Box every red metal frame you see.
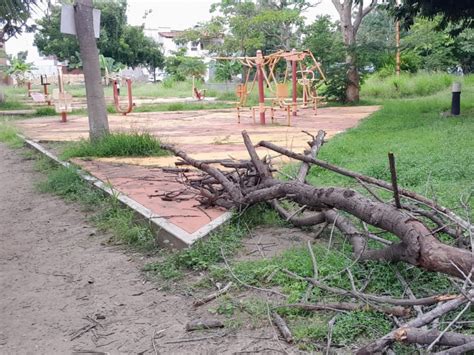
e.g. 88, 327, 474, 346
113, 78, 133, 115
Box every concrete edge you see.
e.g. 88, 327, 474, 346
18, 134, 233, 250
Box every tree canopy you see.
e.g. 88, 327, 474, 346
34, 1, 164, 70
0, 0, 38, 41
177, 0, 313, 56
391, 0, 474, 29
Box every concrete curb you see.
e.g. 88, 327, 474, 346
19, 134, 233, 249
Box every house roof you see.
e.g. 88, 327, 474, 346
158, 31, 183, 39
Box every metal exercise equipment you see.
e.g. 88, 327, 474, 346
113, 78, 134, 115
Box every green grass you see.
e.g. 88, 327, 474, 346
0, 99, 29, 110
305, 81, 474, 211
61, 132, 168, 159
36, 158, 157, 250
0, 121, 23, 148
133, 102, 234, 112
145, 204, 287, 279
361, 72, 454, 99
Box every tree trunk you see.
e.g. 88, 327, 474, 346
346, 53, 360, 102
74, 0, 109, 141
340, 5, 360, 103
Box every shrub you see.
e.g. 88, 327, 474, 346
61, 132, 168, 159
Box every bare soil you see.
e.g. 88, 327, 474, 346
0, 144, 296, 354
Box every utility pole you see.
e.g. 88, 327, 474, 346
395, 0, 401, 76
74, 0, 109, 140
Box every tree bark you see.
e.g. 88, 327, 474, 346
356, 290, 473, 354
332, 0, 377, 103
74, 0, 109, 141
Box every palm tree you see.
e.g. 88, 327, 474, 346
7, 53, 36, 86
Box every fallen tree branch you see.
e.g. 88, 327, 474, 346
271, 312, 293, 343
257, 139, 473, 234
394, 327, 474, 347
283, 269, 458, 307
356, 289, 473, 354
433, 340, 474, 355
193, 282, 233, 307
185, 319, 224, 331
281, 302, 409, 317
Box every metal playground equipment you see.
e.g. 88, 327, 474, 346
52, 64, 73, 122
112, 77, 134, 115
215, 49, 326, 126
192, 75, 206, 100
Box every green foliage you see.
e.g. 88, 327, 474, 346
214, 61, 242, 82
0, 0, 37, 41
332, 311, 392, 345
6, 52, 35, 85
402, 17, 457, 71
0, 121, 23, 148
36, 161, 155, 249
145, 204, 286, 279
165, 49, 206, 81
35, 107, 57, 116
313, 76, 474, 211
392, 0, 474, 30
134, 102, 233, 112
34, 1, 163, 70
61, 132, 168, 159
320, 64, 349, 102
179, 0, 310, 56
361, 72, 452, 99
0, 100, 29, 110
303, 15, 344, 69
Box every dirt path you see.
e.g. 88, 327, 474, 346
0, 144, 292, 354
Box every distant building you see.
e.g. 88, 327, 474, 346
144, 27, 209, 58
144, 27, 223, 82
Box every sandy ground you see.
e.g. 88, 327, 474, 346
0, 144, 296, 355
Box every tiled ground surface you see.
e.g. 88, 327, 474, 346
17, 106, 379, 235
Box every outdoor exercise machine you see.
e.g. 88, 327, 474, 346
40, 74, 51, 106
112, 77, 134, 115
214, 49, 326, 126
52, 64, 73, 122
192, 75, 206, 101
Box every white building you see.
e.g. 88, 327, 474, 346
144, 27, 208, 58
144, 27, 222, 81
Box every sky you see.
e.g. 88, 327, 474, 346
6, 0, 338, 63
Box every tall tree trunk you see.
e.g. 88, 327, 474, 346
332, 0, 377, 103
340, 5, 360, 102
74, 0, 109, 141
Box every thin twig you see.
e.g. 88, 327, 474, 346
220, 247, 287, 298
307, 240, 318, 280
426, 301, 472, 352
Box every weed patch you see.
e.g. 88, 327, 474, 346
0, 121, 23, 148
61, 132, 168, 159
145, 205, 287, 279
36, 158, 156, 250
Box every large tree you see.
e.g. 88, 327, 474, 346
177, 0, 312, 56
34, 1, 162, 70
392, 0, 474, 30
0, 0, 38, 41
331, 0, 378, 103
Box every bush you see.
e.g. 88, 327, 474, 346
61, 132, 168, 159
320, 63, 349, 102
361, 72, 453, 99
